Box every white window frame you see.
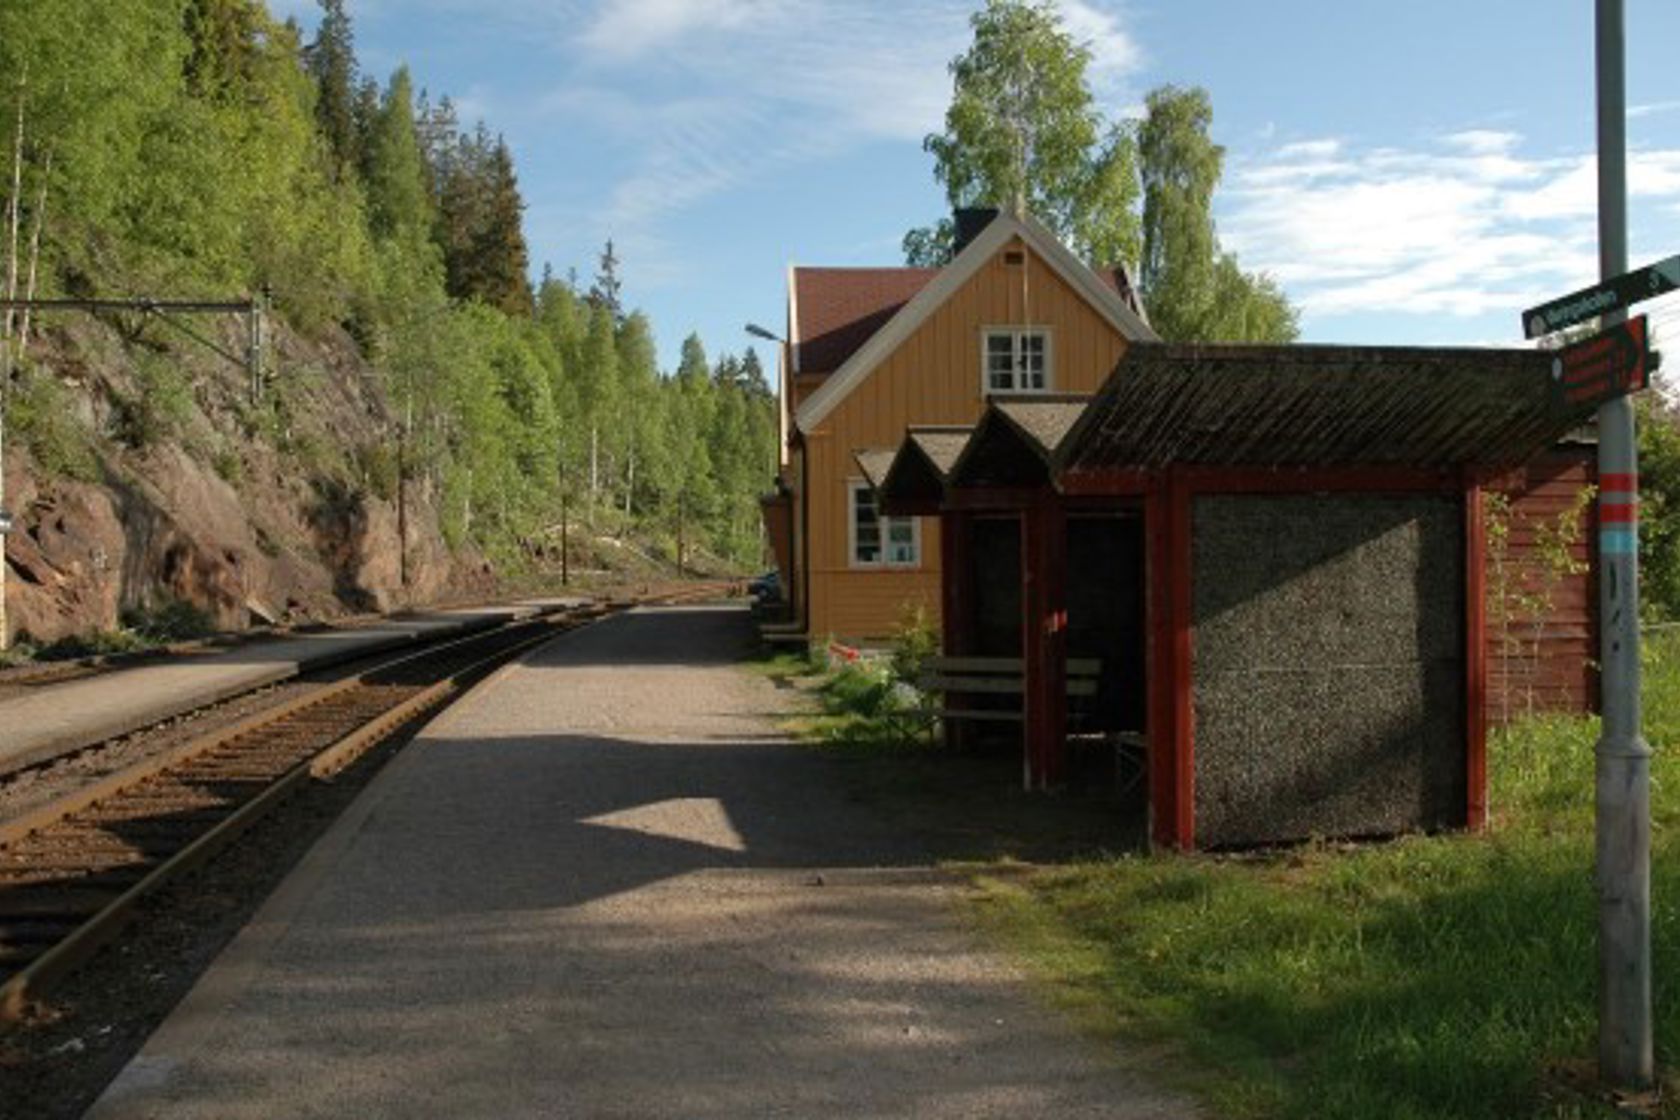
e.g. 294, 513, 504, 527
980, 326, 1053, 395
847, 479, 920, 569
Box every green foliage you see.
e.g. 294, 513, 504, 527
962, 635, 1680, 1119
1482, 483, 1594, 721
121, 598, 217, 643
1638, 391, 1680, 620
5, 366, 99, 481
1138, 87, 1297, 343
20, 597, 217, 663
305, 0, 359, 174
922, 0, 1116, 252
0, 0, 773, 577
114, 353, 195, 449
435, 126, 533, 315
211, 443, 244, 485
909, 2, 1296, 342
890, 602, 939, 684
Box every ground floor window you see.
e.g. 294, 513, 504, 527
849, 480, 919, 567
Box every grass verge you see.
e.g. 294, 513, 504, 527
772, 635, 1680, 1118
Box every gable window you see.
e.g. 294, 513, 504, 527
849, 480, 919, 568
983, 328, 1050, 393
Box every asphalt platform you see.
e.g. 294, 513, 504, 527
88, 604, 1195, 1119
0, 601, 581, 774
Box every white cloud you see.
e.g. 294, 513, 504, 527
1631, 100, 1680, 119
1441, 129, 1520, 156
1222, 130, 1680, 327
577, 0, 781, 59
527, 0, 1147, 285
1055, 0, 1142, 86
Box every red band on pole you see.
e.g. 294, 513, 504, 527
1602, 472, 1638, 492
1601, 504, 1638, 524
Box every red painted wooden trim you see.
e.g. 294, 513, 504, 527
1019, 506, 1044, 790
1168, 470, 1196, 849
945, 487, 1048, 511
1060, 468, 1153, 496
940, 512, 963, 653
1146, 479, 1176, 849
1061, 493, 1146, 514
1180, 466, 1460, 494
1041, 501, 1069, 788
940, 512, 971, 754
1464, 483, 1488, 831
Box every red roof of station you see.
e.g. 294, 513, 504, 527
792, 262, 1145, 377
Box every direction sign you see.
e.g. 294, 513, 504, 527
1524, 253, 1680, 338
1550, 315, 1656, 412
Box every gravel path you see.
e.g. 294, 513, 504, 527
90, 604, 1196, 1119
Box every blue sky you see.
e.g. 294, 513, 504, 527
275, 0, 1680, 372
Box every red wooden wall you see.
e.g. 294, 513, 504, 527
1484, 445, 1599, 722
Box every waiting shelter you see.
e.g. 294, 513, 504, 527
877, 343, 1601, 850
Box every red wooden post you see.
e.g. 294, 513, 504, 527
1021, 504, 1046, 789
1167, 470, 1195, 848
1146, 475, 1177, 848
1038, 498, 1069, 788
941, 511, 970, 754
1464, 480, 1489, 830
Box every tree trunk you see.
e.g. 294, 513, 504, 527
19, 150, 49, 352
3, 73, 24, 343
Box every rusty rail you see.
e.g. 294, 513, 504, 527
0, 607, 597, 1020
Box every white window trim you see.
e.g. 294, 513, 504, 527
979, 325, 1054, 396
847, 478, 921, 570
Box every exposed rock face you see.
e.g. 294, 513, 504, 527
5, 462, 127, 642
2, 321, 493, 646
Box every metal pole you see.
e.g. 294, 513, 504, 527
1593, 0, 1653, 1090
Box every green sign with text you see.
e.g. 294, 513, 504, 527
1524, 254, 1679, 338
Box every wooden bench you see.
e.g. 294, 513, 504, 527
917, 656, 1102, 724
921, 656, 1147, 791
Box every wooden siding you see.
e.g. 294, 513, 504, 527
1484, 447, 1598, 721
802, 237, 1131, 639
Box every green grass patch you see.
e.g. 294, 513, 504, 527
960, 634, 1680, 1119
764, 634, 1680, 1115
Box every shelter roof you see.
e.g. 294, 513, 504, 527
1058, 343, 1586, 475
945, 395, 1092, 489
851, 447, 898, 490
877, 426, 973, 516
907, 426, 973, 476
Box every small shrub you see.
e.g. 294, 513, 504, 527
211, 444, 244, 485
6, 367, 99, 481
120, 599, 217, 644
114, 352, 195, 449
355, 441, 400, 502
890, 603, 939, 685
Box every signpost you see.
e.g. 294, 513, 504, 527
1524, 253, 1680, 339
1548, 314, 1657, 411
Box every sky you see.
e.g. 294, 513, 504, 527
274, 0, 1680, 373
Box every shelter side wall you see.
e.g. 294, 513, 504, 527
1485, 447, 1598, 721
801, 237, 1130, 639
1190, 493, 1466, 847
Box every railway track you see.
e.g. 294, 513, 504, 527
0, 581, 737, 1020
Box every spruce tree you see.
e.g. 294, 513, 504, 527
589, 238, 622, 321
304, 0, 358, 174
